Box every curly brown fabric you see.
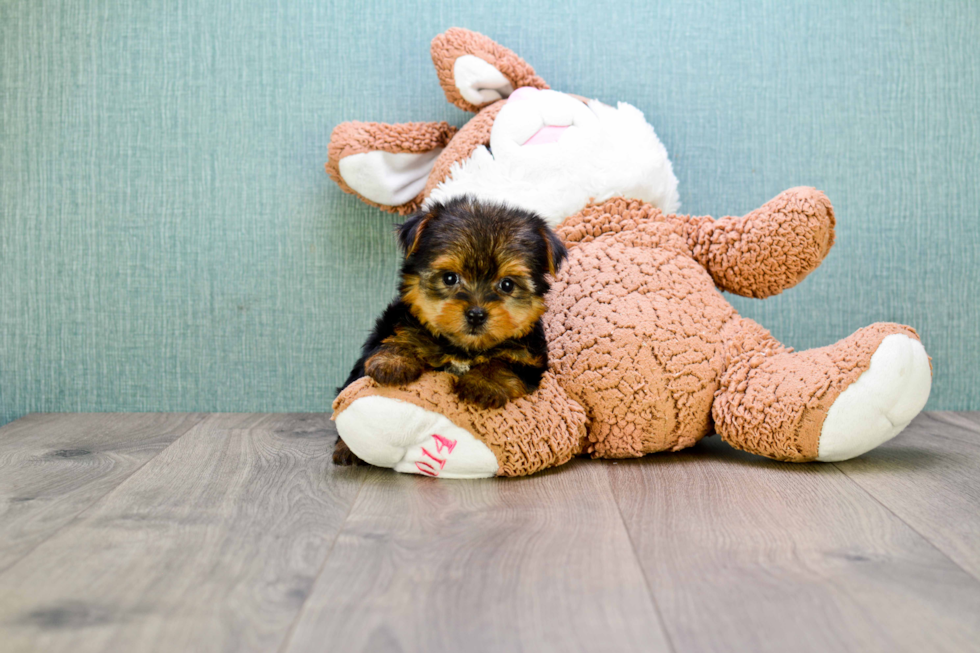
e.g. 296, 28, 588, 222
686, 186, 836, 298
547, 206, 736, 458
333, 188, 922, 475
430, 27, 549, 112
555, 197, 670, 246
325, 120, 458, 215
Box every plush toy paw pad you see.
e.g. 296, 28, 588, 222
334, 396, 499, 478
818, 334, 931, 461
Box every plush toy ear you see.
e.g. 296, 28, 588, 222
397, 209, 437, 256
541, 227, 568, 276
326, 121, 458, 215
431, 28, 549, 112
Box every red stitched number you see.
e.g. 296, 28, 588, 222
415, 434, 457, 477
415, 461, 438, 476
421, 447, 447, 469
432, 433, 457, 454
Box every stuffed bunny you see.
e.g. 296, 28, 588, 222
326, 28, 931, 478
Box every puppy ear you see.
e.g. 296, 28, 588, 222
541, 227, 568, 276
397, 209, 436, 257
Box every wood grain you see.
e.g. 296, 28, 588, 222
834, 412, 980, 581
908, 411, 980, 445
0, 413, 205, 572
283, 461, 672, 653
0, 414, 366, 653
609, 434, 980, 653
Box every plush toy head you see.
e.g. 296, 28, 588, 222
326, 28, 680, 226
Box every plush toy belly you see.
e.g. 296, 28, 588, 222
546, 233, 737, 458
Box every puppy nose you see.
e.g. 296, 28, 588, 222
465, 307, 488, 327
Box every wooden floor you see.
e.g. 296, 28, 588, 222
0, 413, 978, 652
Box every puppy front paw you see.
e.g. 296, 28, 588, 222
453, 374, 512, 409
364, 350, 424, 386
333, 437, 367, 466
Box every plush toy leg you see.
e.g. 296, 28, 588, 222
712, 319, 931, 462
332, 373, 587, 477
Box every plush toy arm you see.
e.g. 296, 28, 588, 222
326, 121, 458, 215
431, 28, 549, 112
683, 187, 836, 298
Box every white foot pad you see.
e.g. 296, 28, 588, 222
818, 334, 932, 462
335, 396, 499, 478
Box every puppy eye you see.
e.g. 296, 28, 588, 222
498, 278, 515, 294
442, 272, 459, 286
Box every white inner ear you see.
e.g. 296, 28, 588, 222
453, 55, 514, 106
337, 149, 443, 206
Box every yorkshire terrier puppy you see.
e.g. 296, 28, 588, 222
333, 195, 567, 465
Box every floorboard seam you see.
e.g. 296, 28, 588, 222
276, 466, 369, 653
831, 462, 980, 586
606, 463, 679, 653
0, 413, 210, 578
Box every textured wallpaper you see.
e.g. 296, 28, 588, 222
1, 0, 978, 425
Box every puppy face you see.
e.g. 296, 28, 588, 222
397, 196, 566, 350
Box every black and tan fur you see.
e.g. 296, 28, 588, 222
334, 195, 566, 465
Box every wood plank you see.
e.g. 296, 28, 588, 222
0, 413, 205, 572
909, 411, 980, 445
0, 413, 366, 653
834, 412, 980, 581
609, 435, 980, 653
283, 461, 672, 653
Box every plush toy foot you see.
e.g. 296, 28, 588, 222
817, 334, 931, 461
334, 396, 499, 479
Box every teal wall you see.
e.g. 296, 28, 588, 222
2, 0, 978, 425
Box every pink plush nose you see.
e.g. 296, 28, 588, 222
507, 86, 540, 103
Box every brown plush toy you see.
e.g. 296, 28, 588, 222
327, 28, 932, 478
